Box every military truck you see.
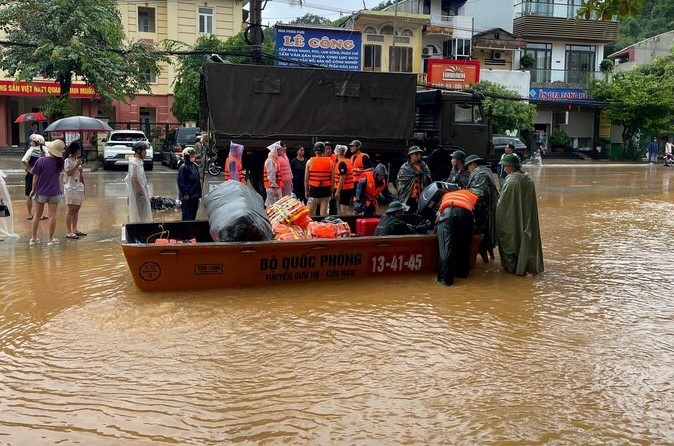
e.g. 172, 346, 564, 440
199, 61, 492, 189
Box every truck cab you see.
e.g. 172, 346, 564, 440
415, 90, 492, 181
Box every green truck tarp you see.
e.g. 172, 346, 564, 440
200, 63, 416, 141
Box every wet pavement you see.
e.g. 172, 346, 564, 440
1, 162, 673, 444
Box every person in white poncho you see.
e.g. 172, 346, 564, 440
125, 141, 152, 223
263, 141, 283, 207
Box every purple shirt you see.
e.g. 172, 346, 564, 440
32, 156, 62, 197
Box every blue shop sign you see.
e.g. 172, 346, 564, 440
529, 88, 592, 102
275, 25, 362, 71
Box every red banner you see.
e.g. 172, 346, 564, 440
427, 59, 480, 90
0, 80, 95, 98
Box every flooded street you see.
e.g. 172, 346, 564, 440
1, 165, 672, 444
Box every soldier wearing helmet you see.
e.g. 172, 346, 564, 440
304, 141, 334, 216
349, 139, 372, 189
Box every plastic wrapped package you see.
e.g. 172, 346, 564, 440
266, 195, 312, 228
272, 223, 310, 241
307, 219, 351, 238
203, 180, 273, 242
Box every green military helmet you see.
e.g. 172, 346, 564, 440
407, 146, 423, 156
464, 154, 484, 165
451, 150, 466, 161
386, 200, 409, 213
501, 153, 521, 167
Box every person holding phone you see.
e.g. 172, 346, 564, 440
63, 140, 86, 239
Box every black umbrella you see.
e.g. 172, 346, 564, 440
44, 116, 113, 133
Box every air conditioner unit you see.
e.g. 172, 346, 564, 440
423, 45, 438, 57
492, 50, 504, 60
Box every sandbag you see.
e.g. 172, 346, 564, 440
203, 180, 273, 242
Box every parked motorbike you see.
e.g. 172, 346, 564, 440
207, 152, 223, 176
664, 153, 674, 167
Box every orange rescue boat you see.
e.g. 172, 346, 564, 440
122, 219, 439, 292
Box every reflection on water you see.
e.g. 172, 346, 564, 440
1, 166, 673, 443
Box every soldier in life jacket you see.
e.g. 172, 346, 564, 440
21, 134, 47, 220
354, 163, 395, 217
349, 139, 373, 188
304, 142, 334, 216
436, 189, 478, 286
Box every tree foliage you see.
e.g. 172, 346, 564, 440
577, 0, 646, 20
471, 81, 537, 134
0, 0, 165, 117
589, 50, 674, 159
171, 33, 274, 122
289, 13, 332, 25
605, 0, 674, 54
372, 0, 405, 11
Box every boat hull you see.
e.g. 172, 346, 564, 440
122, 221, 438, 292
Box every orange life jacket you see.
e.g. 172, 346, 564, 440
263, 157, 283, 189
438, 189, 478, 214
351, 152, 371, 185
308, 157, 332, 188
411, 163, 422, 199
224, 156, 246, 183
334, 158, 354, 190
329, 153, 337, 164
362, 170, 385, 208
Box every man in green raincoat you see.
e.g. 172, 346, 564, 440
496, 154, 544, 276
396, 146, 432, 213
465, 154, 499, 263
446, 150, 470, 189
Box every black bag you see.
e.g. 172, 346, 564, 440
0, 199, 10, 217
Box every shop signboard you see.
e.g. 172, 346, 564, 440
0, 80, 95, 98
426, 59, 480, 90
480, 69, 530, 99
529, 87, 592, 102
275, 25, 362, 71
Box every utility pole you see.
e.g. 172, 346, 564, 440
391, 0, 399, 72
246, 0, 264, 64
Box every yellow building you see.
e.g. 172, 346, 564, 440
0, 0, 242, 147
343, 10, 429, 75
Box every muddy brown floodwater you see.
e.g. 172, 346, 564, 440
1, 165, 672, 444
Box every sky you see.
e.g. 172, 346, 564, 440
260, 0, 381, 27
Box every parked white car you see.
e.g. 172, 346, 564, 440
102, 130, 153, 170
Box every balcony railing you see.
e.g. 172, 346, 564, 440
514, 1, 612, 20
429, 15, 473, 39
528, 68, 606, 85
